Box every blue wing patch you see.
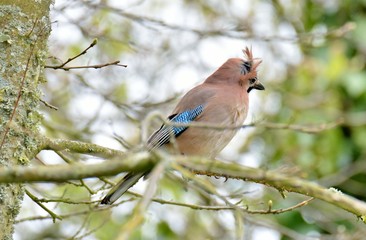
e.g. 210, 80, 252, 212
170, 105, 204, 136
147, 105, 204, 149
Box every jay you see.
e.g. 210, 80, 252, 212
101, 47, 264, 204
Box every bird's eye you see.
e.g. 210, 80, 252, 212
249, 78, 257, 84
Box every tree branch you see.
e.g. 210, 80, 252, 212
45, 39, 98, 69
44, 39, 127, 71
175, 157, 366, 221
0, 151, 153, 183
1, 146, 365, 221
25, 189, 62, 223
128, 191, 314, 214
45, 60, 127, 71
145, 111, 345, 134
42, 137, 126, 158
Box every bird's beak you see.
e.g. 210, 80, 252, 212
247, 80, 265, 93
253, 81, 265, 91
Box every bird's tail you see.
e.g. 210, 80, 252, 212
101, 172, 145, 205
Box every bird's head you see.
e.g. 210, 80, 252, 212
206, 47, 265, 93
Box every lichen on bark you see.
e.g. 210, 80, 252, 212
0, 1, 52, 239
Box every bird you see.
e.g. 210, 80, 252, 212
101, 47, 264, 204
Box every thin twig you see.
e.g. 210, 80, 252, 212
145, 111, 345, 134
39, 98, 58, 110
72, 218, 109, 240
15, 198, 136, 223
35, 197, 100, 205
69, 212, 92, 239
44, 39, 127, 70
252, 119, 344, 133
45, 60, 127, 71
80, 179, 96, 194
25, 189, 62, 223
127, 191, 314, 214
46, 39, 98, 69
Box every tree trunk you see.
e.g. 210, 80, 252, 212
0, 1, 52, 239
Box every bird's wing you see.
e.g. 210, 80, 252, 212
147, 104, 204, 149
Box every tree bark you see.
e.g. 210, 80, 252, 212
0, 1, 52, 239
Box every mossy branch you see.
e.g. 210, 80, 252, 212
2, 138, 366, 220
42, 137, 126, 158
0, 151, 153, 182
176, 157, 366, 221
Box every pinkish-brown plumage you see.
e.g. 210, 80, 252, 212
168, 47, 263, 157
101, 48, 264, 204
169, 83, 247, 157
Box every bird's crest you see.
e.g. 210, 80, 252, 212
240, 47, 262, 81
